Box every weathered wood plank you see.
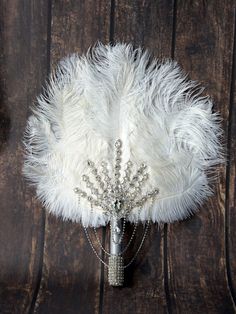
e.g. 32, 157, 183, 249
102, 1, 175, 313
0, 0, 48, 313
1, 1, 236, 313
34, 1, 111, 313
167, 1, 236, 313
227, 12, 236, 307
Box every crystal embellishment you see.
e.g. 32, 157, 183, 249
108, 255, 124, 286
74, 139, 160, 220
74, 139, 160, 286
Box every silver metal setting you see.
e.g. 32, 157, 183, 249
74, 139, 159, 219
75, 139, 160, 286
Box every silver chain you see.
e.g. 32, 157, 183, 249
83, 225, 108, 267
74, 139, 159, 273
93, 227, 111, 256
93, 220, 139, 256
124, 221, 150, 268
120, 221, 138, 255
84, 220, 150, 269
92, 205, 141, 257
79, 191, 152, 269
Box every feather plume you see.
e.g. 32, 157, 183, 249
23, 43, 224, 227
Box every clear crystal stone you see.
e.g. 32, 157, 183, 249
74, 139, 160, 219
82, 175, 88, 181
115, 139, 122, 148
127, 160, 132, 167
87, 160, 94, 167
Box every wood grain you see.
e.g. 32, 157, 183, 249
101, 1, 175, 313
0, 0, 48, 313
33, 1, 111, 313
167, 1, 236, 313
227, 10, 236, 307
0, 1, 236, 313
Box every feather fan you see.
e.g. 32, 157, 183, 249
23, 42, 224, 228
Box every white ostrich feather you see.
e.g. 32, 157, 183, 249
23, 42, 224, 227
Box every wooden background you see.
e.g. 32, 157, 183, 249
0, 0, 236, 313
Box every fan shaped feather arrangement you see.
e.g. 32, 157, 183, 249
23, 43, 224, 286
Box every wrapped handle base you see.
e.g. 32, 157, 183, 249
108, 255, 124, 286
